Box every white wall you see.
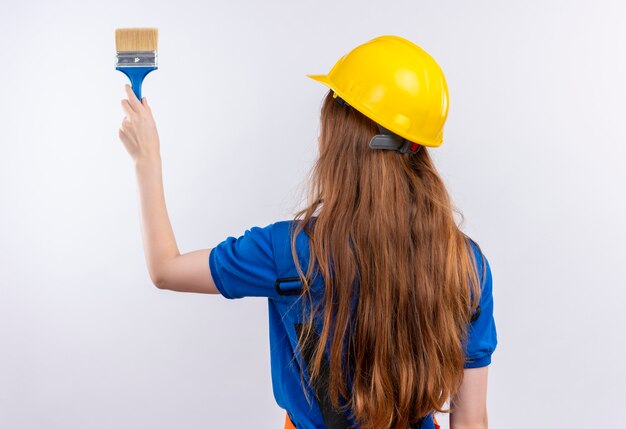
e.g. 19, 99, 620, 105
1, 0, 624, 427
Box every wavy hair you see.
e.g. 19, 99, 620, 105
290, 90, 484, 429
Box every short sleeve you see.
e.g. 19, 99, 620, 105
208, 223, 279, 299
463, 243, 498, 368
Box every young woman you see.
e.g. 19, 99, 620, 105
118, 35, 497, 429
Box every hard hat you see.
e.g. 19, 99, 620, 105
306, 35, 449, 148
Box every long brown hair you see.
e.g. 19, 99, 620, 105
290, 90, 484, 429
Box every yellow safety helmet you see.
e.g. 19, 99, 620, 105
307, 35, 449, 149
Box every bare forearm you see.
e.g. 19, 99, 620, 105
134, 156, 180, 283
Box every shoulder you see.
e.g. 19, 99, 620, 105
465, 235, 492, 293
465, 236, 491, 285
269, 218, 314, 243
232, 219, 295, 242
466, 236, 484, 261
226, 219, 309, 262
220, 218, 311, 251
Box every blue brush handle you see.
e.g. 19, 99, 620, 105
116, 66, 157, 101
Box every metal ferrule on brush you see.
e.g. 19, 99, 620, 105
115, 51, 158, 100
115, 50, 158, 67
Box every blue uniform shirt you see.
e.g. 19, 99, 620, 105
208, 220, 498, 429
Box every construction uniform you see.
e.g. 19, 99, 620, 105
208, 220, 498, 428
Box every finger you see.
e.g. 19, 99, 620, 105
124, 84, 142, 111
142, 96, 152, 113
121, 99, 135, 116
121, 116, 132, 130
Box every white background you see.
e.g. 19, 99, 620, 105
1, 0, 625, 428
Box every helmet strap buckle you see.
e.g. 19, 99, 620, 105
369, 124, 421, 154
333, 92, 350, 107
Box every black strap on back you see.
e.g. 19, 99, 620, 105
294, 322, 353, 429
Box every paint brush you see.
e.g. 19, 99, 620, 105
115, 28, 158, 101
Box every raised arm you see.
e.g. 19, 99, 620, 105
153, 248, 220, 294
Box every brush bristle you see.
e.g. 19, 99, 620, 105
115, 28, 158, 52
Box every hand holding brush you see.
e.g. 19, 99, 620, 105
119, 83, 160, 164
